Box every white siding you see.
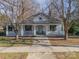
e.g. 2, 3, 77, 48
6, 25, 21, 36
21, 25, 24, 36
46, 24, 64, 36
6, 26, 8, 36
33, 15, 47, 22
6, 24, 64, 36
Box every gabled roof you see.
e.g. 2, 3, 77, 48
21, 13, 61, 24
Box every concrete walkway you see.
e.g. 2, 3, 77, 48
33, 39, 51, 45
0, 45, 79, 53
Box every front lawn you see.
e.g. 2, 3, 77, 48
0, 53, 28, 59
0, 37, 79, 46
0, 37, 33, 47
50, 38, 79, 46
54, 52, 79, 59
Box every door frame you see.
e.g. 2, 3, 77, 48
35, 25, 46, 36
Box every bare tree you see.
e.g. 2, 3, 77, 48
50, 0, 76, 39
0, 0, 78, 40
0, 0, 38, 40
0, 2, 10, 29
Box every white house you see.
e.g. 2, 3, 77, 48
6, 13, 64, 37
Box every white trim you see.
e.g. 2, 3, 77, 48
6, 26, 8, 36
34, 25, 36, 36
22, 24, 61, 25
46, 25, 49, 35
35, 25, 46, 36
21, 25, 24, 36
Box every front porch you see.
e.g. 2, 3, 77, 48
20, 24, 64, 37
6, 24, 64, 37
21, 25, 47, 36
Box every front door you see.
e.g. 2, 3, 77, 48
36, 25, 46, 36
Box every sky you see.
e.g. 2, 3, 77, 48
0, 0, 76, 15
33, 0, 50, 13
33, 0, 70, 14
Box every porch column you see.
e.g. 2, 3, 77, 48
46, 25, 49, 35
21, 25, 24, 36
6, 25, 8, 36
34, 25, 36, 36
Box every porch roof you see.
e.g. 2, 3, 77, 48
21, 13, 61, 24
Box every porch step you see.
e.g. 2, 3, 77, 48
33, 37, 64, 40
33, 37, 48, 39
33, 39, 51, 45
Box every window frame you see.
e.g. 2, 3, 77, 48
49, 25, 56, 31
24, 25, 32, 31
8, 25, 13, 31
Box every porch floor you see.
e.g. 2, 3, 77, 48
6, 35, 64, 39
15, 36, 64, 40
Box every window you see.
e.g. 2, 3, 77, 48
39, 17, 42, 20
25, 25, 32, 31
8, 25, 13, 31
61, 26, 64, 31
50, 25, 56, 31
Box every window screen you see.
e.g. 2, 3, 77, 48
25, 25, 32, 31
8, 25, 13, 31
50, 25, 56, 31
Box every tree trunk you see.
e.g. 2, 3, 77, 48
64, 19, 68, 40
61, 0, 68, 40
15, 31, 19, 40
16, 34, 19, 40
64, 28, 68, 40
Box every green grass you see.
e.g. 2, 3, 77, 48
0, 53, 28, 59
0, 37, 33, 47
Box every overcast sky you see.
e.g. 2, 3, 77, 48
0, 0, 75, 15
33, 0, 50, 13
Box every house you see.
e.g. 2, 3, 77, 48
6, 13, 64, 37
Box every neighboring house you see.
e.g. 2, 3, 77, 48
6, 13, 64, 37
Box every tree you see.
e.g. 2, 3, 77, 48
0, 2, 10, 29
69, 20, 79, 35
50, 0, 76, 39
0, 0, 38, 40
68, 0, 79, 36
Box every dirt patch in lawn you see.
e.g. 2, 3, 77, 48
53, 52, 79, 59
50, 38, 79, 46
